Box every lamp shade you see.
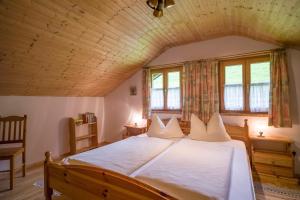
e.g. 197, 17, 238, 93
147, 0, 158, 9
153, 9, 163, 17
164, 0, 175, 8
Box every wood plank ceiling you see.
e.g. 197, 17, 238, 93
0, 0, 299, 96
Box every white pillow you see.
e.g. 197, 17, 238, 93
188, 113, 231, 142
206, 113, 231, 142
160, 117, 184, 138
188, 114, 207, 140
147, 114, 165, 137
147, 115, 184, 138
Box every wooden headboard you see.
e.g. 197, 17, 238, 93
146, 118, 251, 155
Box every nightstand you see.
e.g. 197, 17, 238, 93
251, 135, 299, 188
123, 124, 147, 139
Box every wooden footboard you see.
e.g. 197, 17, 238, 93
44, 152, 176, 200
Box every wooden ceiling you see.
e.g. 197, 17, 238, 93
0, 0, 299, 96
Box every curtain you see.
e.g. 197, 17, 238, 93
151, 88, 163, 109
168, 87, 181, 109
268, 49, 292, 127
142, 68, 151, 119
224, 84, 243, 111
250, 83, 270, 112
182, 60, 219, 123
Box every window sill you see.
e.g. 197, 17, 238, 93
151, 110, 182, 114
220, 112, 268, 117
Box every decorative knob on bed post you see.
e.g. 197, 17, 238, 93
244, 119, 248, 128
45, 151, 53, 163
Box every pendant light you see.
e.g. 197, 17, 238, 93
164, 0, 175, 8
146, 0, 175, 18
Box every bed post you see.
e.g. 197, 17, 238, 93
244, 119, 248, 131
44, 151, 53, 200
243, 119, 252, 160
146, 119, 151, 131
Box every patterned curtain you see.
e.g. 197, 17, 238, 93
182, 60, 219, 123
142, 68, 151, 119
268, 49, 292, 127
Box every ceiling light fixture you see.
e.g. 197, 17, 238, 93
146, 0, 175, 18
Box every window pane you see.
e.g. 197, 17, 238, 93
151, 72, 164, 109
224, 65, 244, 111
167, 71, 180, 109
250, 62, 270, 112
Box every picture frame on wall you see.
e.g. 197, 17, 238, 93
130, 86, 137, 96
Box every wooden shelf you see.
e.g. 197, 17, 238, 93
76, 134, 97, 141
253, 149, 292, 155
250, 135, 293, 143
76, 146, 98, 154
69, 114, 98, 155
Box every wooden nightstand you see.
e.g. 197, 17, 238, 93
123, 124, 147, 139
251, 135, 299, 188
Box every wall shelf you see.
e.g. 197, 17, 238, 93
69, 114, 98, 155
75, 134, 97, 141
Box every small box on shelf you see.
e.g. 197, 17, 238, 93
81, 112, 96, 124
69, 113, 98, 155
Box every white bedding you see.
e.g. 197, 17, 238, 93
65, 136, 174, 175
227, 140, 255, 200
132, 139, 234, 200
65, 135, 255, 200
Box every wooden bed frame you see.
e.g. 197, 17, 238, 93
44, 119, 249, 200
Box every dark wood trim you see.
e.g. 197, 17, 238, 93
151, 109, 182, 114
150, 66, 183, 111
220, 112, 268, 117
219, 55, 270, 114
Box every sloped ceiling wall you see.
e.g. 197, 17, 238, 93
0, 0, 299, 96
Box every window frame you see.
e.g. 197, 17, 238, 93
219, 55, 270, 116
150, 66, 182, 113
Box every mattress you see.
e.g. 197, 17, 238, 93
65, 136, 254, 200
132, 139, 234, 200
131, 139, 255, 200
65, 136, 174, 175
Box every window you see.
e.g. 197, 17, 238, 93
220, 56, 270, 114
150, 67, 181, 111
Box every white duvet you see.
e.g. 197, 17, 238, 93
133, 139, 234, 200
66, 136, 174, 175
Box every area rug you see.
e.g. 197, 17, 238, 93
254, 182, 300, 200
33, 180, 61, 197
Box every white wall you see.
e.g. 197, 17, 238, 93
103, 70, 144, 142
0, 96, 105, 170
104, 36, 300, 173
148, 36, 278, 66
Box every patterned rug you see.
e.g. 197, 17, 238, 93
254, 182, 300, 200
33, 180, 61, 196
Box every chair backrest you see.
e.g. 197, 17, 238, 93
0, 115, 27, 147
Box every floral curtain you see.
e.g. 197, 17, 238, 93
142, 68, 151, 119
268, 49, 292, 127
182, 60, 219, 123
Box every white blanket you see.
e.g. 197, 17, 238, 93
66, 136, 174, 175
133, 139, 234, 200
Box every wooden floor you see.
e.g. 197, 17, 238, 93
0, 166, 299, 200
0, 166, 69, 200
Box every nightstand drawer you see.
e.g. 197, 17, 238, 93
252, 151, 293, 167
253, 163, 294, 178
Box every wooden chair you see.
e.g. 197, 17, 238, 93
0, 115, 27, 190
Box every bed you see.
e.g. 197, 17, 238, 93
44, 119, 254, 200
